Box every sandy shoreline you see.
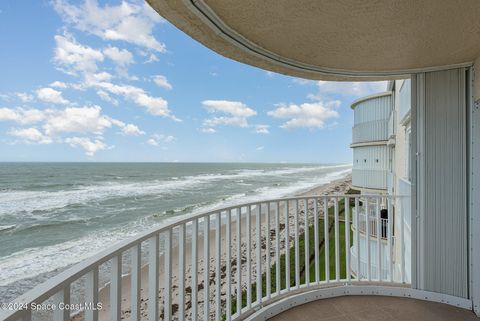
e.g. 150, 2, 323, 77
76, 174, 352, 321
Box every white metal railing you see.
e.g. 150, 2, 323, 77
0, 195, 407, 321
352, 211, 389, 240
352, 119, 388, 144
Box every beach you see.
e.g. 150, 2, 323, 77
87, 174, 352, 321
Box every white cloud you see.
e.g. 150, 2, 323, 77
50, 81, 68, 88
0, 107, 46, 125
152, 75, 172, 90
36, 87, 69, 104
16, 92, 34, 103
43, 106, 114, 135
292, 78, 315, 86
54, 33, 104, 75
65, 137, 109, 156
89, 81, 177, 119
8, 128, 53, 144
255, 124, 270, 134
147, 134, 175, 146
308, 81, 388, 100
53, 0, 166, 52
119, 123, 145, 136
96, 90, 119, 106
268, 101, 340, 129
201, 127, 216, 134
256, 146, 264, 151
103, 46, 134, 66
201, 100, 256, 129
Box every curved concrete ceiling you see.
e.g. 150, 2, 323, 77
147, 0, 480, 80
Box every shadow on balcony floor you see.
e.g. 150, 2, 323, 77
267, 295, 479, 321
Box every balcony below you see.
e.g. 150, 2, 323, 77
352, 168, 387, 190
268, 295, 479, 321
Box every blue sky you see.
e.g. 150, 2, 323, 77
0, 0, 386, 163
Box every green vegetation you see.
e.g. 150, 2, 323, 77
226, 199, 354, 317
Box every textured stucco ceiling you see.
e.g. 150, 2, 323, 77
147, 0, 480, 81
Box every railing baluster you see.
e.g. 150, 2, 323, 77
314, 198, 319, 284
86, 267, 99, 321
324, 197, 329, 282
334, 197, 340, 282
246, 206, 252, 308
304, 198, 309, 286
215, 213, 221, 321
130, 245, 140, 321
401, 196, 406, 283
365, 198, 371, 281
345, 197, 351, 284
203, 216, 210, 321
148, 235, 159, 321
53, 285, 70, 321
164, 230, 172, 321
266, 202, 271, 299
191, 219, 198, 321
111, 255, 121, 321
179, 224, 186, 321
275, 201, 280, 295
256, 204, 262, 303
355, 197, 360, 281
236, 207, 242, 315
294, 200, 300, 288
387, 198, 393, 283
285, 200, 290, 291
376, 197, 381, 281
226, 210, 232, 321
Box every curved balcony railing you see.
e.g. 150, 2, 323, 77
352, 119, 388, 144
0, 195, 406, 321
352, 168, 388, 190
352, 211, 389, 240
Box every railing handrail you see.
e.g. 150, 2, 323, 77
1, 193, 406, 321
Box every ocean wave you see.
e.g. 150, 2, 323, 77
0, 164, 350, 217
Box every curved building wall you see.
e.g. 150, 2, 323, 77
352, 145, 388, 190
352, 93, 392, 144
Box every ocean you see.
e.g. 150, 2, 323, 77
0, 162, 351, 302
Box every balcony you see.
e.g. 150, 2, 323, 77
352, 119, 389, 144
352, 168, 387, 190
0, 195, 472, 321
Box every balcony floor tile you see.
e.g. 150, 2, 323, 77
267, 296, 479, 321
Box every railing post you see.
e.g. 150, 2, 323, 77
53, 285, 70, 321
355, 197, 360, 281
256, 204, 262, 303
236, 207, 242, 315
178, 224, 186, 321
215, 212, 221, 321
110, 255, 121, 321
266, 202, 271, 299
164, 230, 172, 321
314, 198, 319, 285
275, 201, 281, 295
130, 245, 140, 321
376, 197, 381, 281
345, 197, 351, 284
400, 196, 406, 283
86, 267, 99, 321
246, 205, 252, 308
294, 199, 300, 288
365, 198, 371, 281
324, 196, 329, 283
304, 198, 310, 286
148, 235, 159, 321
334, 197, 340, 282
285, 200, 290, 290
226, 210, 232, 321
203, 216, 210, 321
387, 197, 393, 283
191, 218, 198, 321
